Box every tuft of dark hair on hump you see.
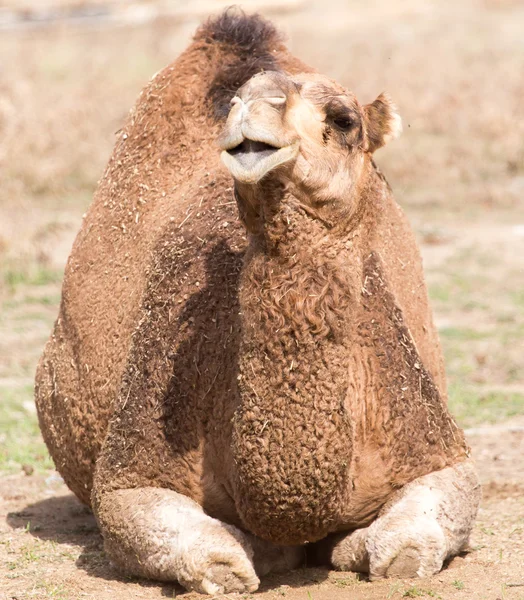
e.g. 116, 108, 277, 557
197, 8, 284, 120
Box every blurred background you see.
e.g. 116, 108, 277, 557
0, 0, 523, 597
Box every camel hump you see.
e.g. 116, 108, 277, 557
195, 9, 285, 119
195, 8, 282, 53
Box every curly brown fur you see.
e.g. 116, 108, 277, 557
227, 168, 469, 545
231, 209, 357, 544
199, 9, 290, 119
358, 252, 468, 477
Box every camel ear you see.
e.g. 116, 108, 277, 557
363, 93, 402, 153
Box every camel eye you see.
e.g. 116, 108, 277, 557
325, 99, 358, 135
332, 116, 353, 132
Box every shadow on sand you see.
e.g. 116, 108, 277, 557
6, 492, 330, 596
6, 493, 185, 596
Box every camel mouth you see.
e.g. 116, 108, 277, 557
221, 137, 299, 184
228, 139, 280, 166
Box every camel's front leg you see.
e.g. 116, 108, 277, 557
93, 487, 302, 594
328, 459, 481, 579
93, 487, 300, 594
94, 487, 259, 594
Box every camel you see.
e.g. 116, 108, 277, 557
35, 10, 481, 595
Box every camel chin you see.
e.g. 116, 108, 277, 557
34, 9, 480, 595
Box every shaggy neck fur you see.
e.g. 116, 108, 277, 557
230, 167, 376, 545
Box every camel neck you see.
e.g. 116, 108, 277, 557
227, 165, 390, 544
229, 215, 364, 545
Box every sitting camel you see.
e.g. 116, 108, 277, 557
35, 10, 480, 595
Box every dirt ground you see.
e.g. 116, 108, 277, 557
1, 422, 523, 600
1, 0, 523, 598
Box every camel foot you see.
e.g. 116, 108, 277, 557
95, 487, 260, 594
366, 460, 481, 579
326, 527, 370, 573
367, 502, 447, 578
173, 519, 260, 594
321, 460, 480, 579
248, 535, 305, 576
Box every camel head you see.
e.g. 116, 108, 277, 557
218, 71, 402, 235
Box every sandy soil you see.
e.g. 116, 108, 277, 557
1, 422, 523, 600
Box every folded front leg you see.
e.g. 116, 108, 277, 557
318, 459, 480, 580
366, 459, 481, 579
94, 487, 260, 595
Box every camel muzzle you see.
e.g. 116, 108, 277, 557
228, 139, 280, 170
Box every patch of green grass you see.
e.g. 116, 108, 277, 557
2, 263, 63, 291
22, 293, 62, 307
402, 587, 441, 598
440, 319, 523, 392
35, 582, 68, 599
388, 582, 404, 598
334, 578, 356, 588
21, 543, 40, 563
403, 587, 426, 598
448, 384, 524, 427
428, 282, 452, 304
439, 326, 490, 341
0, 384, 53, 473
510, 289, 524, 308
428, 272, 490, 312
452, 579, 465, 590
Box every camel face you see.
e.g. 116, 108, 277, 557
218, 71, 300, 185
218, 71, 402, 223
